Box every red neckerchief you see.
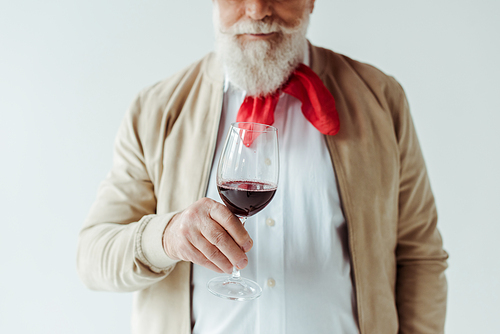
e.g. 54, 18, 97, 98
236, 63, 340, 146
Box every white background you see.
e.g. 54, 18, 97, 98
1, 0, 498, 333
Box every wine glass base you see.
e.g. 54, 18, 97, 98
207, 276, 262, 301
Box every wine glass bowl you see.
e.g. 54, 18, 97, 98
217, 181, 277, 218
207, 122, 279, 301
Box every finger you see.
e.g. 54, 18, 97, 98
191, 229, 240, 273
198, 223, 248, 271
208, 203, 253, 252
184, 241, 225, 274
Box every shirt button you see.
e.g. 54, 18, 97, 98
264, 158, 272, 166
266, 218, 275, 227
267, 278, 276, 288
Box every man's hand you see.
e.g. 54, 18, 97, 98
162, 198, 253, 274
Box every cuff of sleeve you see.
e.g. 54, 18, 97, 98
137, 213, 181, 272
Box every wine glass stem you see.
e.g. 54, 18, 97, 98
231, 266, 241, 279
231, 217, 247, 280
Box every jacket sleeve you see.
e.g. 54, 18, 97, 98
392, 81, 449, 333
76, 94, 180, 292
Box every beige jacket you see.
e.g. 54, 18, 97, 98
77, 44, 448, 334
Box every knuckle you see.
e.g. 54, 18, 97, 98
210, 230, 228, 248
199, 197, 214, 207
182, 207, 197, 221
178, 223, 190, 237
222, 212, 235, 228
208, 200, 228, 217
207, 248, 221, 261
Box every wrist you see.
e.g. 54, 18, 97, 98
140, 213, 181, 270
162, 213, 181, 261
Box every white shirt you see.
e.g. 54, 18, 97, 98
192, 47, 359, 334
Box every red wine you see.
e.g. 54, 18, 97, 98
218, 181, 277, 217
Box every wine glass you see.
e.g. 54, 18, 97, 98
207, 122, 279, 301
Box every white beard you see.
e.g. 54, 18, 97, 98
213, 6, 310, 97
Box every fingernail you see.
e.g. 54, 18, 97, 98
242, 240, 253, 252
236, 258, 248, 270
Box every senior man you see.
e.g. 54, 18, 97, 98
77, 0, 448, 333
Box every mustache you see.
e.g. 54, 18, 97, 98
219, 17, 304, 36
